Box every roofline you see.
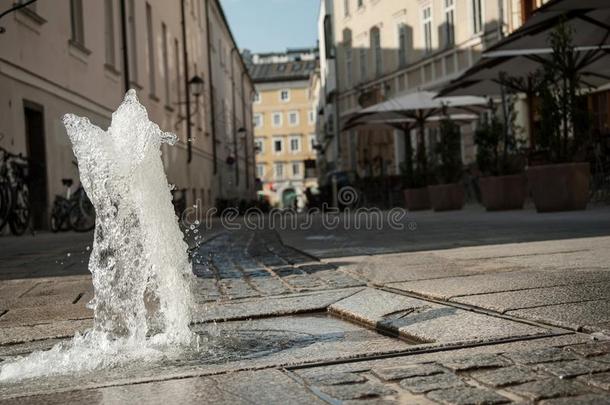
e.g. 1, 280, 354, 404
213, 0, 254, 89
252, 75, 312, 84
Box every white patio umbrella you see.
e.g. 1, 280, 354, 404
343, 91, 487, 180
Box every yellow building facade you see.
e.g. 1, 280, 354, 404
249, 57, 318, 208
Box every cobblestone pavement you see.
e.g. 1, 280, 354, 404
0, 209, 610, 403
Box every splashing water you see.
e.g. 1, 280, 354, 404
0, 90, 195, 381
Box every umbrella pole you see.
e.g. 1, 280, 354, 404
417, 112, 427, 182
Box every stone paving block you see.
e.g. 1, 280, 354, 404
426, 386, 511, 405
389, 270, 595, 300
371, 363, 445, 381
281, 274, 328, 291
578, 371, 610, 391
469, 366, 539, 387
0, 293, 79, 310
307, 372, 367, 385
195, 288, 363, 322
317, 382, 397, 400
399, 373, 467, 394
0, 319, 91, 345
540, 394, 610, 405
537, 359, 610, 378
247, 276, 291, 295
502, 347, 578, 365
453, 283, 610, 313
507, 300, 610, 332
329, 288, 428, 328
396, 308, 549, 344
564, 342, 610, 357
219, 279, 260, 300
0, 303, 92, 326
23, 279, 93, 297
591, 354, 610, 364
507, 378, 588, 400
342, 400, 402, 405
0, 280, 38, 299
309, 270, 364, 288
441, 354, 509, 371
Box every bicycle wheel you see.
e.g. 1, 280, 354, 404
68, 195, 95, 232
0, 182, 11, 232
8, 184, 30, 236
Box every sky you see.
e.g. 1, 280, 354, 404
220, 0, 318, 53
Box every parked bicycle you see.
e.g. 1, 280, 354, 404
0, 146, 31, 235
50, 175, 95, 233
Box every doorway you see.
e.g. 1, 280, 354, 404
23, 102, 48, 230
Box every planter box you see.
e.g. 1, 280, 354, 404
526, 162, 590, 212
479, 174, 526, 211
403, 187, 430, 211
428, 183, 465, 212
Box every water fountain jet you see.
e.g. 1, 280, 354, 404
0, 90, 195, 381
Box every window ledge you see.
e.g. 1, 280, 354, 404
17, 6, 46, 25
165, 104, 175, 113
68, 40, 91, 63
149, 93, 160, 103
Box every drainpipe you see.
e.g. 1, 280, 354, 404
119, 0, 130, 93
205, 0, 217, 173
180, 0, 192, 164
230, 47, 239, 186
242, 71, 249, 190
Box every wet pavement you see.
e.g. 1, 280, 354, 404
0, 208, 610, 403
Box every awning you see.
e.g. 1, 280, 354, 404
439, 1, 610, 97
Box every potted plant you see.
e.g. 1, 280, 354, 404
428, 118, 465, 211
475, 98, 527, 210
527, 22, 591, 212
401, 128, 431, 210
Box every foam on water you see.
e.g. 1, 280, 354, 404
0, 90, 195, 381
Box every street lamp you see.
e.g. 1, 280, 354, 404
188, 75, 204, 98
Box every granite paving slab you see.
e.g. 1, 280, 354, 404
194, 288, 363, 322
0, 304, 92, 327
0, 369, 325, 405
330, 288, 551, 344
452, 283, 610, 313
507, 300, 610, 332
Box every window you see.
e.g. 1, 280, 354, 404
274, 163, 284, 180
279, 89, 290, 102
146, 3, 156, 96
273, 137, 283, 153
292, 162, 301, 177
128, 0, 138, 83
254, 138, 264, 154
288, 111, 299, 127
357, 0, 364, 7
472, 0, 483, 34
343, 29, 353, 86
253, 92, 261, 103
162, 23, 170, 106
445, 0, 455, 47
272, 112, 282, 128
422, 6, 432, 53
309, 134, 317, 150
370, 27, 382, 77
70, 0, 85, 46
290, 135, 301, 153
397, 23, 408, 67
308, 110, 315, 125
254, 113, 263, 128
359, 48, 367, 82
104, 0, 116, 67
256, 164, 265, 178
343, 0, 350, 17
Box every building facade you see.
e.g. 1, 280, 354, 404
248, 52, 319, 208
316, 0, 548, 182
0, 0, 255, 230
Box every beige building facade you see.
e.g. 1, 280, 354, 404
249, 54, 319, 208
317, 0, 544, 180
0, 0, 254, 230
